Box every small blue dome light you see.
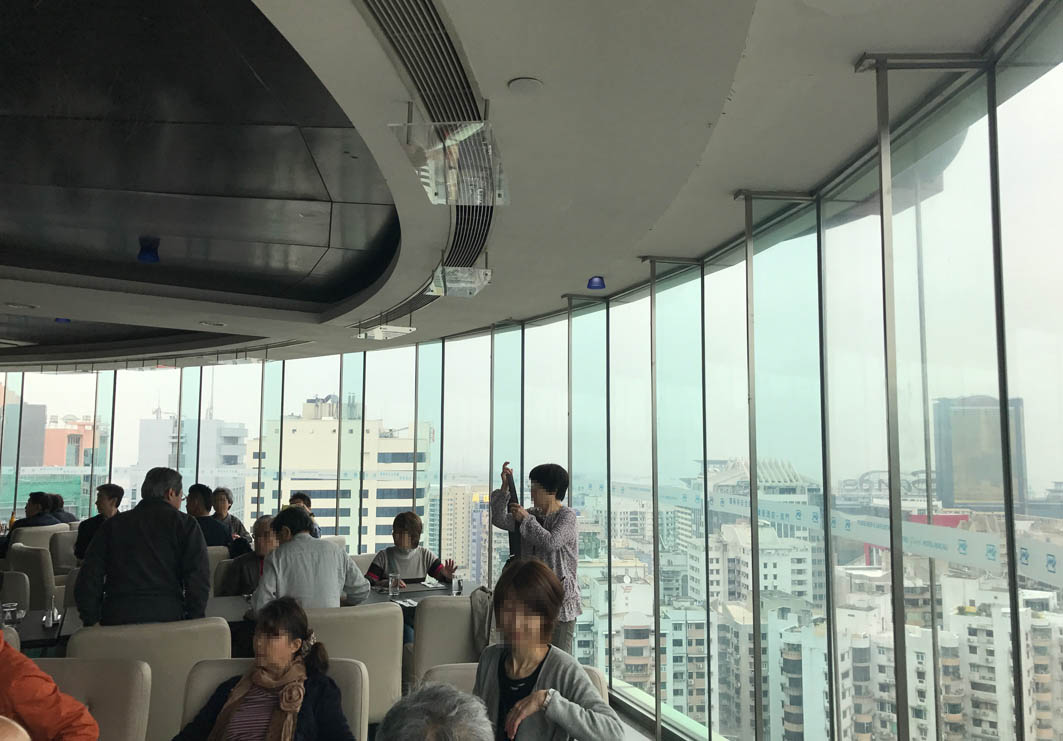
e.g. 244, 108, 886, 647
138, 236, 161, 264
587, 276, 606, 290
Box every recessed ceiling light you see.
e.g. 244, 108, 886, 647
507, 76, 544, 94
199, 320, 227, 328
54, 318, 72, 324
4, 302, 38, 310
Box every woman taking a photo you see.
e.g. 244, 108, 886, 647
174, 597, 355, 741
490, 463, 581, 653
474, 558, 621, 741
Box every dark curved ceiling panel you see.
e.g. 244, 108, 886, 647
0, 0, 400, 308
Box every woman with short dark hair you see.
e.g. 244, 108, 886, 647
474, 558, 621, 741
173, 597, 355, 741
490, 462, 581, 652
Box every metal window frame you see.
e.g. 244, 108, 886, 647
648, 259, 663, 740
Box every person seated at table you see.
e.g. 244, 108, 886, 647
250, 507, 369, 615
76, 466, 210, 626
0, 632, 99, 740
174, 596, 355, 741
48, 494, 79, 524
219, 515, 278, 597
473, 558, 622, 741
185, 483, 232, 547
74, 483, 123, 560
212, 486, 251, 543
287, 493, 321, 537
376, 683, 493, 741
0, 491, 62, 557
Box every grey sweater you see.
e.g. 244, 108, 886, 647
474, 644, 623, 741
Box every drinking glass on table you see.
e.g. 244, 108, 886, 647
388, 572, 402, 597
1, 602, 18, 626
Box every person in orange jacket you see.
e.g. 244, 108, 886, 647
0, 638, 98, 741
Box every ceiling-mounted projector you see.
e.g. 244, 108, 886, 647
424, 266, 493, 298
355, 325, 416, 341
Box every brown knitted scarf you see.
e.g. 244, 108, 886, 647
206, 660, 307, 741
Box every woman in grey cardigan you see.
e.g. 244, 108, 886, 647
490, 462, 581, 653
473, 558, 622, 741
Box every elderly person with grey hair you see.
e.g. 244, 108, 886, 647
218, 515, 278, 596
211, 486, 251, 542
376, 683, 493, 741
75, 466, 210, 626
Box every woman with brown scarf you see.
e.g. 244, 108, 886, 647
173, 597, 355, 741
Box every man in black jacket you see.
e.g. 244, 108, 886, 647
185, 483, 232, 547
75, 467, 210, 626
74, 483, 124, 560
0, 491, 61, 557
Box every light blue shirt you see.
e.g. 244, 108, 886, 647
251, 532, 369, 614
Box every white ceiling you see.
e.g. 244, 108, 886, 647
0, 0, 1023, 367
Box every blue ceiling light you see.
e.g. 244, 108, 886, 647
587, 276, 606, 290
137, 236, 161, 264
54, 317, 71, 324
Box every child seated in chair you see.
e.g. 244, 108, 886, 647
366, 511, 456, 644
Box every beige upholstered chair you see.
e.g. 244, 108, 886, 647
0, 570, 30, 610
68, 521, 80, 531
181, 657, 369, 740
212, 558, 233, 596
36, 658, 151, 741
321, 535, 347, 554
306, 603, 402, 724
205, 546, 229, 597
7, 544, 63, 609
422, 662, 609, 701
63, 567, 80, 610
49, 530, 79, 576
67, 616, 230, 741
2, 624, 19, 651
412, 596, 478, 682
352, 552, 375, 574
10, 523, 70, 551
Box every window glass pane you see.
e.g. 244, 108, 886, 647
823, 164, 894, 741
112, 367, 180, 508
177, 367, 201, 484
257, 360, 283, 517
0, 373, 22, 517
892, 79, 1012, 739
89, 370, 116, 503
608, 288, 656, 713
200, 362, 261, 527
364, 347, 416, 555
490, 325, 522, 583
417, 342, 443, 552
442, 334, 491, 584
999, 5, 1063, 738
524, 317, 568, 481
752, 204, 830, 741
18, 372, 97, 519
655, 266, 709, 734
571, 301, 609, 677
339, 353, 364, 552
281, 355, 341, 535
704, 249, 751, 740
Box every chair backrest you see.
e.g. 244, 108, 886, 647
0, 570, 30, 609
412, 596, 477, 682
352, 552, 375, 574
422, 662, 609, 701
2, 624, 19, 651
306, 603, 402, 724
68, 521, 80, 531
10, 523, 70, 551
67, 616, 230, 741
63, 567, 80, 609
36, 658, 151, 741
322, 535, 347, 553
50, 530, 79, 575
7, 544, 58, 610
213, 558, 233, 596
181, 657, 369, 740
206, 546, 229, 596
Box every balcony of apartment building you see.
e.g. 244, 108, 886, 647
1033, 682, 1052, 703
853, 714, 873, 741
1032, 663, 1052, 683
971, 722, 1001, 739
1034, 700, 1053, 723
943, 721, 967, 741
1035, 720, 1054, 741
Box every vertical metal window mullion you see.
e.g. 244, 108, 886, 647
107, 370, 117, 486
357, 354, 368, 555
567, 298, 573, 490
873, 59, 912, 741
88, 370, 101, 515
335, 354, 346, 542
519, 323, 526, 503
605, 301, 614, 688
743, 195, 765, 741
175, 368, 183, 476
254, 361, 266, 520
816, 196, 841, 741
413, 345, 420, 515
699, 261, 713, 735
11, 375, 25, 512
194, 366, 203, 485
986, 62, 1027, 741
488, 328, 496, 586
649, 260, 662, 740
277, 361, 286, 517
436, 341, 445, 555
